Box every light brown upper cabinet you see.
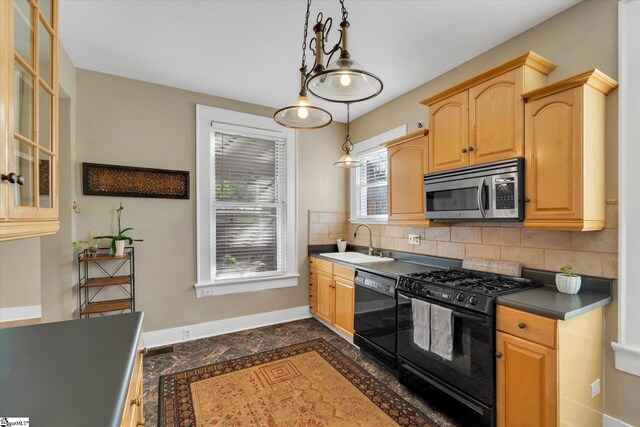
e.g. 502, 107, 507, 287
427, 92, 469, 173
382, 130, 441, 226
0, 0, 60, 241
523, 70, 617, 231
421, 52, 556, 173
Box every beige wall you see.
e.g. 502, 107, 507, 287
346, 1, 639, 424
75, 69, 346, 332
0, 238, 41, 310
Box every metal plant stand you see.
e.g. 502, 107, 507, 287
77, 247, 135, 318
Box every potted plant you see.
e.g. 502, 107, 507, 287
95, 203, 143, 256
556, 265, 581, 294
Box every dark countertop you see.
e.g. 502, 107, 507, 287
496, 286, 611, 320
314, 254, 437, 279
0, 312, 144, 427
309, 245, 612, 320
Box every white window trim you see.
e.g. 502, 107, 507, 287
613, 0, 640, 377
195, 105, 299, 297
349, 125, 407, 224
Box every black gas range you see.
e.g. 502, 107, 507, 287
396, 268, 540, 427
398, 268, 538, 314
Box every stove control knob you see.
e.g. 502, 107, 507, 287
468, 296, 478, 306
456, 292, 465, 302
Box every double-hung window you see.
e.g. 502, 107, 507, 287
354, 148, 388, 220
196, 106, 298, 296
350, 125, 407, 223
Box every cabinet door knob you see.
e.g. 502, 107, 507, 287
518, 322, 526, 329
131, 397, 141, 406
137, 421, 145, 427
495, 352, 502, 359
524, 197, 531, 203
2, 172, 18, 184
468, 146, 474, 152
461, 148, 468, 153
141, 348, 149, 357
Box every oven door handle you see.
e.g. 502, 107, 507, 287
453, 311, 489, 325
477, 178, 486, 218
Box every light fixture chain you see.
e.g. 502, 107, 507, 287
339, 0, 348, 22
301, 0, 312, 70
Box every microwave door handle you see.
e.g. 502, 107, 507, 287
477, 178, 486, 218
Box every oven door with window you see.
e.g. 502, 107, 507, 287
397, 291, 495, 405
424, 176, 491, 221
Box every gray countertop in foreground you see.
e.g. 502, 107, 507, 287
0, 312, 143, 427
496, 286, 611, 320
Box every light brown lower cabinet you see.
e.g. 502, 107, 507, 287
309, 256, 355, 337
121, 347, 145, 427
496, 305, 604, 427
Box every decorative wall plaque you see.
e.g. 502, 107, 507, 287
82, 163, 189, 199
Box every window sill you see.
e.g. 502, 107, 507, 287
612, 341, 640, 377
349, 218, 388, 225
195, 274, 300, 297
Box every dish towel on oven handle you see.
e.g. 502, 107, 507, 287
430, 304, 454, 361
411, 298, 431, 351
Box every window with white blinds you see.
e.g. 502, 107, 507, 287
212, 129, 287, 280
355, 147, 388, 219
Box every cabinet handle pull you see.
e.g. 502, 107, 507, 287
461, 148, 468, 153
1, 172, 24, 185
518, 322, 526, 329
495, 352, 502, 359
131, 397, 141, 406
524, 197, 531, 203
468, 146, 474, 152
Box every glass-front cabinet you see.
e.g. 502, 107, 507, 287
1, 0, 59, 240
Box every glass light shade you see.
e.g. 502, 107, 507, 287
334, 152, 362, 168
273, 95, 332, 129
307, 57, 383, 103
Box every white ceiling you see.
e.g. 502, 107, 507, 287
59, 0, 578, 122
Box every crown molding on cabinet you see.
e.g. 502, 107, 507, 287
522, 69, 619, 100
420, 51, 557, 106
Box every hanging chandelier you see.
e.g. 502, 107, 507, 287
306, 0, 383, 103
274, 0, 383, 129
273, 0, 332, 129
334, 104, 362, 168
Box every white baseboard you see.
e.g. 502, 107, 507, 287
603, 414, 634, 427
143, 305, 312, 348
0, 305, 42, 322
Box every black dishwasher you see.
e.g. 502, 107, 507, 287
353, 270, 399, 370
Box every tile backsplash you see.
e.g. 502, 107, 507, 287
309, 201, 618, 278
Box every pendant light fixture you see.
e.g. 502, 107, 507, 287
334, 104, 361, 168
274, 0, 332, 129
306, 0, 383, 103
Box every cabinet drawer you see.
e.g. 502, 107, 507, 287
121, 348, 144, 426
312, 257, 333, 274
333, 263, 355, 281
497, 305, 557, 349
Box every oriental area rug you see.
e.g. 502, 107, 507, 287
159, 338, 437, 427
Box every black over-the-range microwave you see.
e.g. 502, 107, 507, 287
424, 158, 524, 222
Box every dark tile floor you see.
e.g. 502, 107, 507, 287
143, 318, 459, 427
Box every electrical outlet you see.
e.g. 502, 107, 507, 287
408, 234, 421, 245
183, 328, 192, 341
591, 378, 601, 398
